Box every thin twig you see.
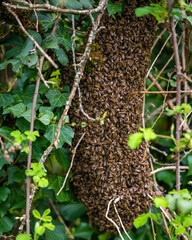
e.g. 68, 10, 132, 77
106, 198, 124, 240
150, 166, 189, 175
6, 7, 58, 69
3, 0, 108, 15
114, 198, 132, 240
57, 132, 86, 196
48, 198, 74, 239
149, 145, 168, 157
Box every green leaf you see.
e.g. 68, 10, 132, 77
42, 216, 52, 222
55, 148, 70, 170
0, 93, 14, 108
44, 124, 74, 147
128, 132, 143, 149
183, 216, 192, 227
74, 222, 93, 239
45, 89, 69, 109
183, 15, 192, 25
175, 226, 186, 235
177, 199, 192, 215
28, 30, 42, 44
65, 0, 82, 9
38, 178, 49, 188
42, 37, 59, 50
21, 109, 34, 122
178, 189, 191, 200
30, 162, 46, 177
53, 48, 69, 66
165, 194, 177, 211
21, 85, 36, 105
135, 6, 153, 16
0, 217, 13, 233
143, 128, 157, 141
59, 202, 86, 221
107, 1, 123, 16
0, 202, 10, 218
8, 166, 25, 184
43, 223, 55, 230
21, 54, 38, 67
133, 213, 149, 228
80, 0, 92, 8
57, 31, 71, 51
81, 122, 87, 128
45, 221, 65, 240
0, 187, 11, 202
19, 38, 34, 57
16, 234, 32, 240
37, 12, 54, 31
49, 175, 70, 202
35, 224, 45, 236
154, 197, 168, 208
42, 209, 51, 217
170, 220, 182, 227
39, 112, 54, 125
10, 103, 26, 117
33, 210, 41, 219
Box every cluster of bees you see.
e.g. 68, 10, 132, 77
69, 0, 157, 233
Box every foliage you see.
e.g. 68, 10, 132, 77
0, 0, 191, 240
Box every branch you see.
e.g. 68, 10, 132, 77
148, 75, 191, 133
150, 166, 189, 175
3, 0, 108, 15
5, 7, 58, 69
57, 132, 85, 196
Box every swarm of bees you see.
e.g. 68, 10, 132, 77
69, 0, 157, 233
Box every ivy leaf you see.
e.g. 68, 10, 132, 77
39, 112, 54, 125
44, 124, 74, 147
0, 216, 13, 233
16, 234, 32, 240
107, 1, 123, 16
183, 216, 192, 227
0, 93, 14, 108
21, 109, 35, 122
45, 89, 69, 109
74, 222, 94, 239
55, 148, 70, 170
53, 48, 69, 66
21, 85, 35, 105
128, 132, 143, 149
80, 0, 92, 8
21, 54, 38, 67
154, 196, 168, 208
65, 0, 82, 9
10, 103, 26, 118
0, 187, 11, 202
133, 213, 149, 228
175, 226, 186, 235
48, 174, 70, 202
187, 156, 192, 176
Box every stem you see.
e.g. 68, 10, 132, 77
167, 0, 182, 191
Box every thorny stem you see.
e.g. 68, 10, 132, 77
167, 0, 182, 192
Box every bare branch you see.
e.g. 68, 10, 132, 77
150, 166, 189, 175
5, 7, 58, 69
57, 132, 86, 196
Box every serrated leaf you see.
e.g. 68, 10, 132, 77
0, 93, 14, 108
44, 124, 74, 147
6, 46, 22, 60
16, 234, 32, 240
37, 12, 54, 31
33, 209, 41, 219
154, 197, 168, 208
10, 103, 26, 117
53, 48, 69, 66
143, 128, 157, 141
55, 148, 70, 170
43, 38, 59, 50
19, 38, 34, 57
128, 132, 143, 149
45, 89, 69, 109
133, 213, 149, 228
175, 226, 186, 235
57, 31, 72, 51
28, 30, 42, 44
